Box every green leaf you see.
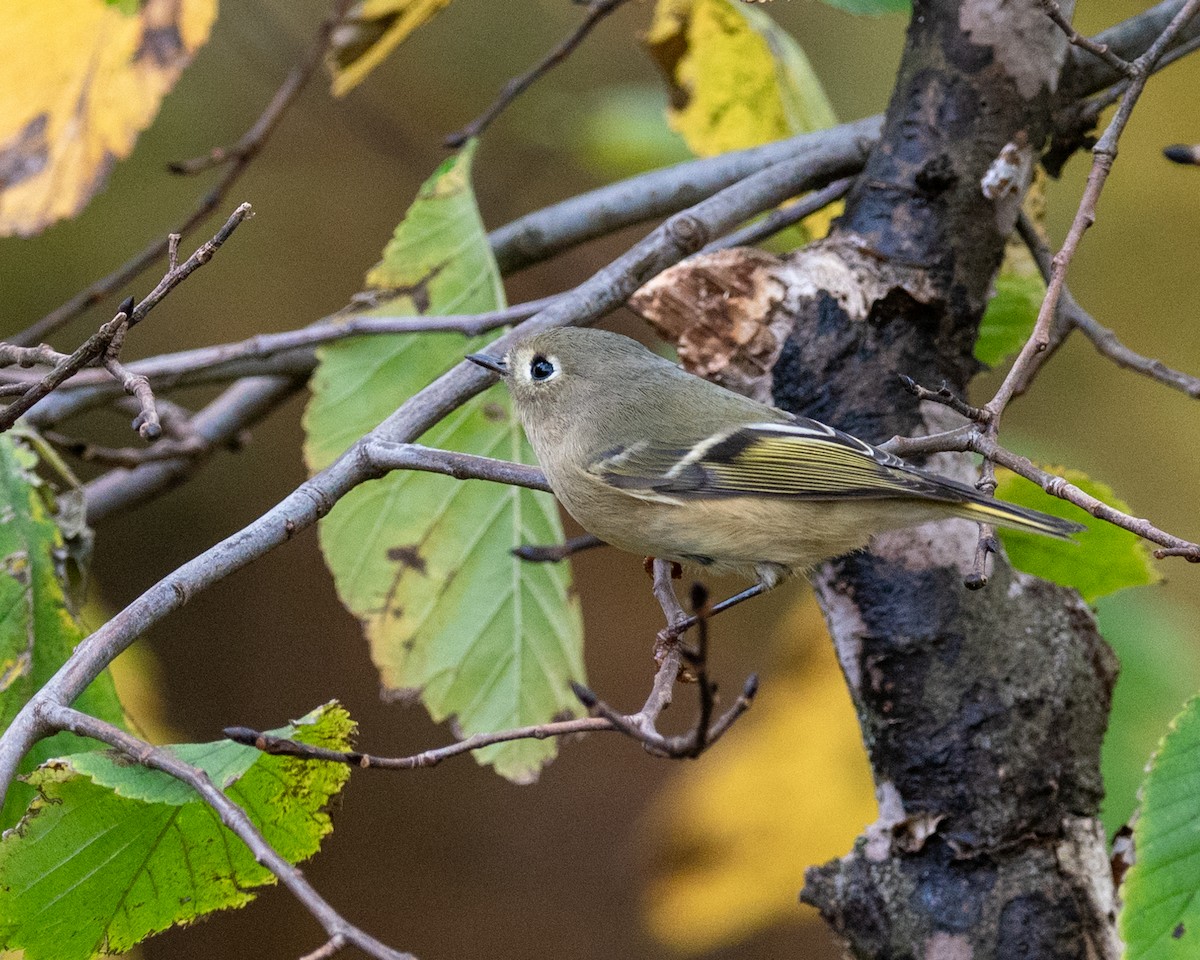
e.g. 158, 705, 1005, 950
994, 466, 1159, 603
1120, 694, 1200, 958
976, 270, 1044, 366
646, 0, 836, 158
303, 143, 585, 783
1097, 592, 1200, 835
818, 0, 909, 15
0, 703, 354, 960
0, 435, 125, 829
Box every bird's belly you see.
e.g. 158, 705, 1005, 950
552, 475, 904, 579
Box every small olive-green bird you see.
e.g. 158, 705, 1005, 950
467, 327, 1081, 588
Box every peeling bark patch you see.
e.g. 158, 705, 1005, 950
996, 892, 1086, 960
959, 0, 1068, 99
629, 248, 792, 402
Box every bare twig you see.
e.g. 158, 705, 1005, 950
2, 297, 561, 413
1039, 0, 1137, 77
11, 1, 351, 347
229, 581, 754, 769
1017, 211, 1200, 400
512, 533, 605, 562
899, 374, 989, 423
0, 205, 253, 434
40, 704, 416, 960
102, 358, 161, 440
965, 432, 1200, 559
0, 310, 130, 431
446, 0, 630, 148
45, 430, 208, 469
0, 343, 72, 368
83, 375, 303, 524
703, 176, 855, 253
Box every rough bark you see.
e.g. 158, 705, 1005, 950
782, 0, 1121, 955
636, 0, 1124, 954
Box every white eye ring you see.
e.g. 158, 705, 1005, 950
529, 354, 558, 383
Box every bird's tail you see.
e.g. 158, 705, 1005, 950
949, 494, 1084, 540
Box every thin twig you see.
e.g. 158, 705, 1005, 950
40, 704, 416, 960
45, 430, 208, 468
445, 0, 631, 148
1039, 0, 1137, 77
10, 0, 351, 347
102, 358, 161, 440
703, 176, 855, 253
0, 297, 561, 411
83, 375, 303, 524
0, 311, 130, 431
899, 374, 990, 422
1017, 211, 1200, 399
965, 431, 1200, 559
0, 343, 72, 368
229, 580, 756, 768
0, 205, 252, 434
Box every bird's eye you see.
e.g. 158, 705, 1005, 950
529, 355, 556, 382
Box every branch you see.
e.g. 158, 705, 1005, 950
83, 375, 303, 524
7, 297, 560, 421
880, 421, 1200, 561
445, 0, 631, 148
40, 704, 415, 960
1065, 0, 1200, 97
488, 116, 881, 274
1039, 0, 1137, 77
0, 136, 848, 803
1016, 212, 1200, 399
10, 0, 350, 347
0, 204, 253, 433
229, 583, 756, 768
702, 176, 855, 253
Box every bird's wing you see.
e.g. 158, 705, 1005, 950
588, 418, 962, 503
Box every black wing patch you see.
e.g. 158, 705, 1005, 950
591, 419, 964, 503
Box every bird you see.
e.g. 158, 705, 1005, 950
466, 327, 1081, 589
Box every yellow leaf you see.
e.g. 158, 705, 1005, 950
0, 0, 217, 237
643, 593, 876, 952
327, 0, 454, 97
645, 0, 836, 158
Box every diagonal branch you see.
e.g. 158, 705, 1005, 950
0, 138, 860, 806
40, 704, 416, 960
445, 0, 632, 148
0, 204, 253, 433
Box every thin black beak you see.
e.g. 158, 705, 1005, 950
466, 352, 508, 375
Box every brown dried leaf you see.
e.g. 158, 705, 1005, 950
629, 248, 793, 402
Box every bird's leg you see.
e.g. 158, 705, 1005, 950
683, 581, 770, 629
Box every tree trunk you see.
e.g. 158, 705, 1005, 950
778, 0, 1122, 955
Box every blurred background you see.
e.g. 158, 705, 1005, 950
2, 0, 1199, 957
